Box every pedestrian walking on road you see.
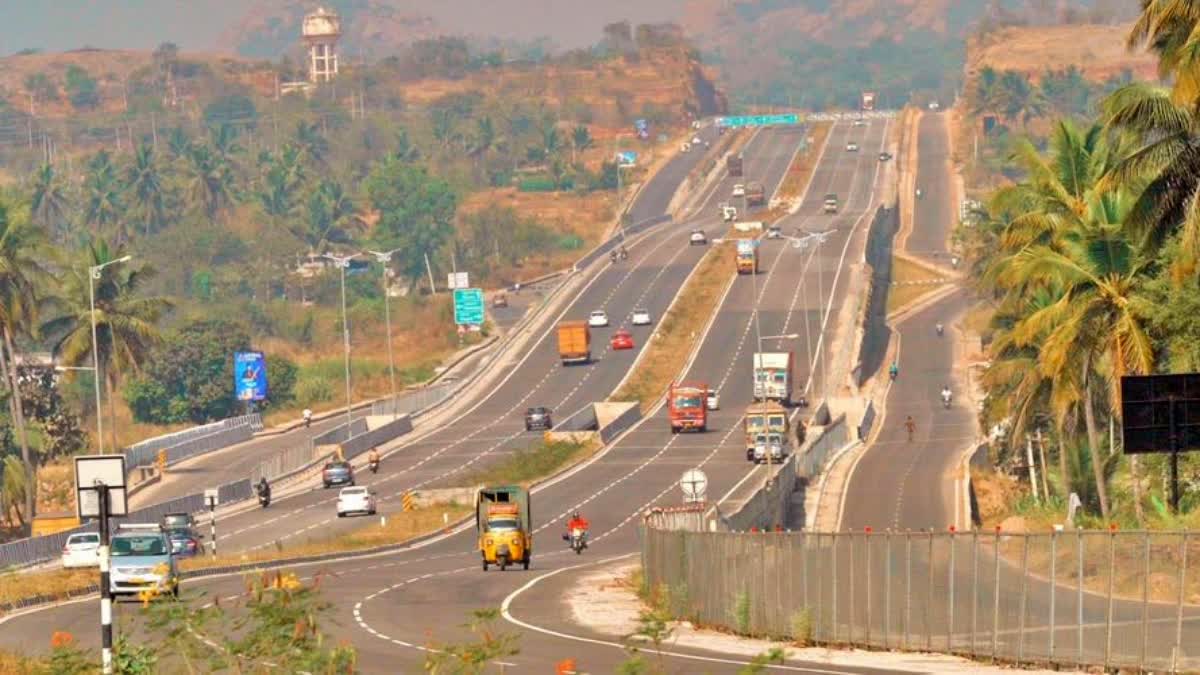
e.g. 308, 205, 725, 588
904, 416, 915, 442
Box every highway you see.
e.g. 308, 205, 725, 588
0, 118, 896, 672
124, 123, 727, 510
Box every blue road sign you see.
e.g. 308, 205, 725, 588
616, 150, 638, 167
453, 288, 485, 326
715, 113, 799, 128
234, 351, 268, 401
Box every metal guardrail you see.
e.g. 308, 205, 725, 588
370, 380, 458, 418
641, 527, 1200, 672
123, 413, 262, 469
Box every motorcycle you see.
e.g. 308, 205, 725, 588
569, 528, 587, 555
619, 247, 628, 260
369, 459, 380, 474
258, 491, 271, 508
936, 324, 944, 336
889, 367, 898, 382
942, 392, 952, 409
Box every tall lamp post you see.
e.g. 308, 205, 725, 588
89, 255, 131, 454
786, 230, 832, 401
323, 253, 358, 438
367, 248, 402, 418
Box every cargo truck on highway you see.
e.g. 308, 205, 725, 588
557, 320, 591, 365
669, 382, 709, 433
726, 154, 744, 178
823, 193, 839, 213
735, 239, 759, 275
753, 351, 794, 405
745, 181, 765, 207
744, 401, 804, 461
861, 91, 876, 111
476, 485, 531, 571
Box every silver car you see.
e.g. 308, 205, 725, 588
631, 308, 652, 326
109, 527, 178, 598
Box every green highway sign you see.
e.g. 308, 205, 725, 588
453, 288, 485, 325
715, 114, 799, 128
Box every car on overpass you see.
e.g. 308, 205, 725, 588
61, 532, 101, 568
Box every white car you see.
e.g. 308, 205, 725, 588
336, 486, 377, 517
631, 308, 652, 326
692, 135, 702, 145
61, 532, 101, 568
731, 184, 746, 198
588, 310, 610, 327
706, 391, 720, 411
689, 229, 708, 245
846, 142, 859, 152
852, 119, 866, 127
766, 226, 783, 239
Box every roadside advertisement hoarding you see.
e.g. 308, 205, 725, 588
234, 351, 269, 401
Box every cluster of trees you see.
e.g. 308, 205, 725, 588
969, 65, 1133, 128
966, 5, 1200, 524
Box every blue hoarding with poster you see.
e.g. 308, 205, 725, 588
234, 351, 269, 402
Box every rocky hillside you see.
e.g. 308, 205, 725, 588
967, 23, 1158, 84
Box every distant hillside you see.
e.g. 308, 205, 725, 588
967, 23, 1158, 84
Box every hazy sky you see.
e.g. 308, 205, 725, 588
2, 1, 689, 56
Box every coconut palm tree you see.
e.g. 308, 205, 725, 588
184, 144, 236, 221
43, 239, 172, 451
30, 164, 70, 240
571, 124, 593, 164
0, 194, 49, 527
1126, 0, 1200, 106
82, 150, 124, 233
125, 143, 166, 237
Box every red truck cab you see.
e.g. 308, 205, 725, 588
669, 382, 709, 433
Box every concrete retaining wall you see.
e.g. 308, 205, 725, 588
313, 417, 369, 446
718, 456, 798, 532
339, 416, 414, 460
597, 402, 641, 443
856, 205, 899, 386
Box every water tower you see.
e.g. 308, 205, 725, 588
302, 7, 341, 83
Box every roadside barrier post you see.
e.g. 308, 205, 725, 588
947, 528, 956, 653
1077, 528, 1084, 668
1017, 533, 1029, 665
831, 531, 839, 643
865, 528, 873, 647
926, 531, 934, 652
1105, 526, 1116, 670
970, 529, 979, 658
884, 530, 892, 650
904, 530, 912, 651
1049, 529, 1057, 664
97, 484, 114, 675
1140, 531, 1151, 670
991, 526, 1000, 663
848, 531, 856, 642
1173, 532, 1188, 673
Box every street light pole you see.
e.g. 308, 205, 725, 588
323, 253, 357, 439
88, 255, 132, 454
368, 249, 402, 418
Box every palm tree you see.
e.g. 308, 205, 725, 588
184, 144, 236, 221
30, 164, 70, 241
293, 120, 328, 166
1126, 0, 1200, 106
297, 179, 358, 252
571, 124, 593, 164
82, 150, 124, 233
125, 143, 166, 237
43, 239, 172, 451
0, 193, 50, 526
166, 127, 191, 160
541, 121, 561, 159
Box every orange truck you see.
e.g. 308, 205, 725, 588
668, 382, 709, 433
557, 320, 591, 366
735, 239, 759, 275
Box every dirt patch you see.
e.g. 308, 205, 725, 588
967, 24, 1157, 84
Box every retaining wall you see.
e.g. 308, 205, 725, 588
856, 205, 899, 386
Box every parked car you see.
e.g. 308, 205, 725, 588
165, 529, 201, 558
846, 142, 859, 152
706, 391, 721, 411
336, 486, 377, 517
610, 329, 635, 350
689, 229, 707, 245
109, 525, 178, 598
588, 310, 609, 327
525, 406, 553, 431
322, 460, 355, 489
61, 532, 101, 569
766, 225, 783, 239
492, 294, 508, 308
631, 308, 652, 326
731, 183, 746, 198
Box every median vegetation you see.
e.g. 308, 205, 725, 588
452, 438, 597, 488
611, 244, 735, 411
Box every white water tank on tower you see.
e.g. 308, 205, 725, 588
302, 7, 341, 83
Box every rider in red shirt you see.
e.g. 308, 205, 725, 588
565, 511, 590, 547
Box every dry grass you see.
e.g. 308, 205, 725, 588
968, 24, 1158, 84
0, 649, 40, 674
611, 243, 735, 412
0, 503, 470, 609
886, 255, 948, 314
775, 122, 833, 201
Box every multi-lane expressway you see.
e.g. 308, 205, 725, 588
0, 118, 898, 672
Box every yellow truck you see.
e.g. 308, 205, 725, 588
743, 401, 803, 461
735, 239, 759, 275
476, 485, 532, 571
557, 320, 591, 366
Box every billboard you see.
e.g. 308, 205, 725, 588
453, 288, 485, 326
616, 150, 638, 167
234, 351, 269, 402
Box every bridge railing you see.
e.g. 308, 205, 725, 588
640, 526, 1200, 673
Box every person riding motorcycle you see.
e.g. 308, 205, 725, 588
302, 408, 313, 428
936, 322, 944, 336
368, 447, 381, 472
619, 245, 628, 260
941, 385, 953, 407
610, 250, 619, 263
916, 187, 923, 199
256, 477, 271, 505
564, 511, 590, 548
889, 362, 899, 380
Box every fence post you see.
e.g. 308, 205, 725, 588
926, 530, 934, 652
904, 530, 912, 651
1077, 528, 1084, 669
1017, 533, 1030, 665
849, 530, 856, 644
816, 532, 824, 643
801, 531, 809, 613
948, 528, 956, 653
1140, 531, 1150, 671
1173, 532, 1188, 674
832, 531, 839, 643
992, 526, 1001, 663
865, 529, 873, 647
1049, 528, 1057, 665
1105, 527, 1115, 671
971, 528, 979, 659
884, 530, 892, 650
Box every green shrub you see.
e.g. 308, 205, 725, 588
517, 176, 557, 192
295, 376, 334, 406
790, 608, 813, 646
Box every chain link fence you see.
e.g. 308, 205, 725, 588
641, 525, 1200, 672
